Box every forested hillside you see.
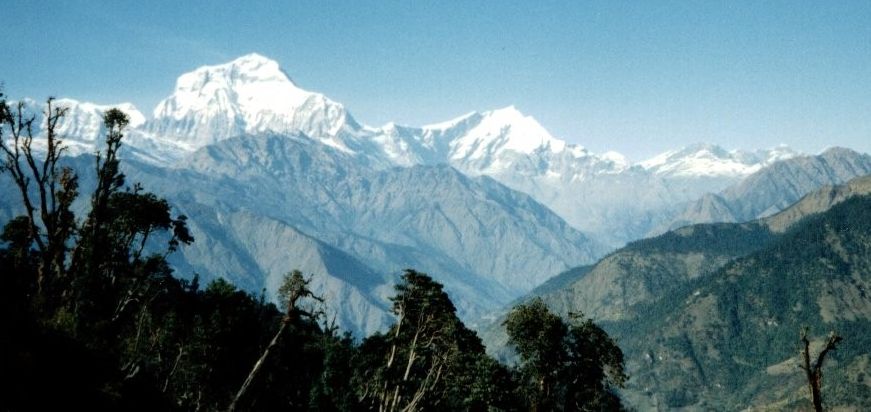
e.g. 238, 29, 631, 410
615, 195, 871, 410
484, 176, 871, 410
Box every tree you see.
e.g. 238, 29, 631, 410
562, 313, 627, 411
66, 108, 192, 337
504, 298, 567, 410
800, 328, 843, 412
0, 94, 77, 311
504, 298, 626, 411
229, 270, 323, 411
356, 269, 509, 411
0, 93, 192, 330
1, 93, 195, 409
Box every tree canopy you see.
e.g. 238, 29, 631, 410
505, 298, 627, 411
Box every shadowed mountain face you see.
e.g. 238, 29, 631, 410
1, 133, 604, 335
483, 177, 871, 410
615, 195, 871, 410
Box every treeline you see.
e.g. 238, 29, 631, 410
0, 95, 626, 411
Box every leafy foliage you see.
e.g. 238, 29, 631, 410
355, 269, 520, 411
505, 298, 626, 411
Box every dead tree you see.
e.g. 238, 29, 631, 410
228, 271, 322, 412
800, 328, 843, 412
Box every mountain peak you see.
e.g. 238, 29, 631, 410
163, 53, 299, 113
640, 143, 799, 178
488, 104, 521, 116
217, 52, 296, 85
147, 53, 355, 147
481, 105, 529, 123
234, 52, 277, 64
819, 146, 859, 157
447, 105, 567, 162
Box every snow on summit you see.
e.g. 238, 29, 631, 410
155, 53, 306, 117
9, 53, 806, 183
8, 98, 146, 157
640, 143, 800, 178
446, 106, 566, 161
147, 53, 357, 147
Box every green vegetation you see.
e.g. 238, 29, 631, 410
605, 194, 871, 410
622, 221, 774, 255
505, 298, 626, 411
0, 94, 627, 410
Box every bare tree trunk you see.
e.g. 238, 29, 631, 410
227, 319, 288, 412
800, 330, 842, 412
227, 272, 319, 412
163, 345, 186, 393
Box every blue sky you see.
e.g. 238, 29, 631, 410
2, 1, 870, 160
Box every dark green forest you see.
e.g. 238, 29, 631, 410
0, 96, 628, 410
603, 195, 871, 410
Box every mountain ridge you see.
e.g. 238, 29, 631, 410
16, 53, 842, 248
480, 175, 871, 409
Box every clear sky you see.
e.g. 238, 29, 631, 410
2, 1, 870, 160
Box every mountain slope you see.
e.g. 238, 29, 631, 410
481, 222, 776, 361
17, 54, 824, 249
614, 195, 871, 410
124, 134, 603, 331
181, 135, 602, 281
483, 174, 871, 335
765, 174, 871, 232
662, 148, 871, 233
482, 176, 871, 409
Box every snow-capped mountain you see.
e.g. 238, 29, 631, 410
54, 98, 146, 138
16, 54, 799, 185
639, 142, 798, 178
138, 54, 634, 184
654, 147, 871, 234
27, 54, 791, 190
146, 53, 361, 152
14, 53, 814, 247
366, 106, 628, 178
10, 98, 145, 155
